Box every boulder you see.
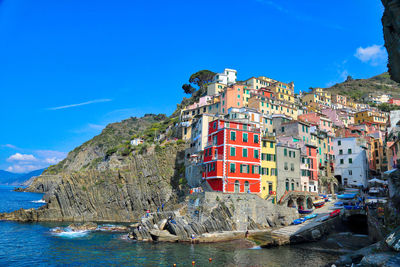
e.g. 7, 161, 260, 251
149, 229, 179, 242
311, 229, 322, 240
386, 226, 400, 252
68, 222, 98, 231
360, 252, 400, 267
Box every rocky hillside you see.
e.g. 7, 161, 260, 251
0, 110, 191, 222
325, 72, 400, 101
44, 114, 171, 174
2, 141, 187, 222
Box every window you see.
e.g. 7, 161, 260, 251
338, 140, 341, 146
349, 158, 353, 164
252, 165, 260, 174
340, 159, 344, 164
284, 148, 287, 156
270, 142, 274, 148
254, 134, 259, 143
213, 122, 217, 129
243, 133, 248, 142
230, 163, 236, 173
230, 147, 236, 156
289, 151, 292, 157
254, 149, 259, 159
349, 170, 352, 175
230, 131, 236, 141
240, 164, 249, 173
243, 148, 248, 157
284, 162, 288, 170
243, 124, 248, 130
263, 141, 267, 147
281, 127, 285, 132
339, 149, 343, 155
348, 149, 352, 154
290, 163, 294, 171
293, 151, 296, 158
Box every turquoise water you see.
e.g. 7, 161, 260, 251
0, 185, 338, 266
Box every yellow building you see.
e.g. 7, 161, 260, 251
354, 109, 388, 125
260, 137, 277, 201
302, 88, 331, 107
245, 77, 295, 103
268, 82, 295, 103
244, 76, 276, 90
206, 82, 226, 96
248, 96, 298, 120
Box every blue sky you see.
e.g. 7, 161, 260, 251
0, 0, 388, 172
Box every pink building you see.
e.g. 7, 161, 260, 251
389, 98, 400, 106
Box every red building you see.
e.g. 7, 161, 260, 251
203, 119, 261, 193
389, 98, 400, 106
306, 144, 318, 183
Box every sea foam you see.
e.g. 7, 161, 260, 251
50, 227, 89, 238
31, 199, 46, 203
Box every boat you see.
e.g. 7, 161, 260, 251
344, 205, 361, 210
292, 218, 304, 225
313, 200, 325, 208
304, 214, 317, 220
329, 209, 341, 217
298, 209, 313, 214
334, 201, 344, 206
337, 193, 357, 199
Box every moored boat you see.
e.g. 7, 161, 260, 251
313, 200, 325, 208
298, 209, 313, 214
337, 193, 357, 199
329, 209, 341, 217
304, 214, 317, 220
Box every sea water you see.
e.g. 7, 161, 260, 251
0, 185, 338, 266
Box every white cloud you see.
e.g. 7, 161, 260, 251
354, 45, 387, 66
5, 150, 67, 173
7, 153, 37, 162
1, 144, 18, 149
7, 164, 41, 173
47, 98, 112, 110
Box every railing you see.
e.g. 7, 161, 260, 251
206, 141, 218, 147
212, 154, 224, 160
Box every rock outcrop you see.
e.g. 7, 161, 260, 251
382, 0, 400, 83
0, 142, 187, 222
128, 192, 298, 243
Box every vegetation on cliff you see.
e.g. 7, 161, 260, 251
324, 73, 400, 103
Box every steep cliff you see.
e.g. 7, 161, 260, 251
2, 142, 187, 222
1, 113, 188, 222
382, 0, 400, 83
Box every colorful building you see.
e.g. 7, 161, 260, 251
203, 119, 261, 193
260, 137, 277, 200
301, 88, 331, 108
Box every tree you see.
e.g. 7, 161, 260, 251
346, 75, 354, 82
182, 84, 195, 94
188, 70, 216, 90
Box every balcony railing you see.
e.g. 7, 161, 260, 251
212, 154, 224, 160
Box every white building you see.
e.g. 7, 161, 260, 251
185, 114, 215, 187
130, 138, 144, 146
213, 68, 237, 85
334, 137, 369, 187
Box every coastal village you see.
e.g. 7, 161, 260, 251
174, 68, 396, 205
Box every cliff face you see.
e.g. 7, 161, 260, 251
2, 113, 187, 222
382, 0, 400, 83
2, 142, 187, 222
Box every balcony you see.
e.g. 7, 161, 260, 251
206, 141, 218, 147
212, 154, 224, 160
